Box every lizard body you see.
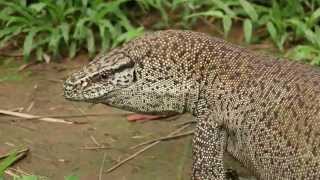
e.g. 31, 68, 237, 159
64, 30, 320, 179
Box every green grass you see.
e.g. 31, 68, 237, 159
0, 59, 31, 82
183, 0, 320, 65
0, 150, 79, 180
0, 0, 144, 61
1, 0, 320, 65
2, 174, 79, 180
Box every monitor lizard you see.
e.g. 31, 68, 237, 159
64, 30, 320, 179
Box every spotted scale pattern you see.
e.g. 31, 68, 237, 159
64, 30, 320, 180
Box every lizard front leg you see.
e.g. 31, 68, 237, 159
192, 113, 227, 180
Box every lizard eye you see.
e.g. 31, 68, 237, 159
101, 73, 109, 79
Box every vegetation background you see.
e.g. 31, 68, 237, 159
1, 0, 320, 179
1, 0, 320, 65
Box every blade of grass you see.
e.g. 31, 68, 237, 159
86, 28, 95, 56
60, 23, 70, 45
244, 18, 253, 43
222, 16, 232, 38
0, 150, 20, 176
239, 0, 258, 21
23, 29, 37, 61
212, 0, 236, 17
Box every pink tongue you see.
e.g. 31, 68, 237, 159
127, 114, 165, 121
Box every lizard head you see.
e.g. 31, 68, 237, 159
64, 50, 136, 102
64, 30, 201, 115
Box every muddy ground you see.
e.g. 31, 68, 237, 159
0, 27, 272, 179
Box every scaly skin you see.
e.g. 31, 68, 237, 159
64, 30, 320, 179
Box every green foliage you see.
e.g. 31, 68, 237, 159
243, 19, 252, 43
64, 175, 80, 180
0, 147, 78, 179
1, 0, 320, 64
0, 0, 143, 61
2, 173, 79, 180
183, 0, 320, 64
6, 175, 80, 180
13, 175, 39, 180
222, 16, 232, 37
0, 59, 31, 82
0, 150, 18, 177
4, 174, 79, 180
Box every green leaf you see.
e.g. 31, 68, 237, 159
19, 176, 38, 180
59, 23, 70, 44
96, 0, 128, 19
125, 27, 144, 41
64, 174, 80, 180
286, 45, 317, 60
82, 0, 88, 7
308, 8, 320, 27
49, 29, 61, 56
64, 7, 81, 17
32, 35, 50, 49
69, 41, 77, 58
315, 27, 320, 49
171, 0, 186, 10
0, 26, 23, 48
0, 26, 20, 39
0, 150, 18, 176
23, 29, 37, 61
0, 10, 15, 22
5, 16, 30, 27
100, 33, 110, 52
305, 29, 317, 46
1, 2, 34, 22
29, 2, 47, 13
73, 18, 89, 39
44, 1, 64, 23
188, 10, 224, 18
266, 22, 277, 41
239, 0, 258, 21
277, 33, 288, 51
155, 0, 169, 25
0, 6, 15, 18
257, 14, 270, 26
243, 19, 252, 43
36, 47, 44, 61
222, 16, 232, 38
117, 13, 134, 31
99, 20, 117, 37
98, 23, 110, 51
212, 0, 236, 17
287, 18, 307, 37
86, 28, 95, 56
113, 27, 144, 47
19, 0, 27, 7
311, 55, 320, 66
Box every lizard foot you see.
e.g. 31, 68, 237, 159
127, 114, 165, 121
